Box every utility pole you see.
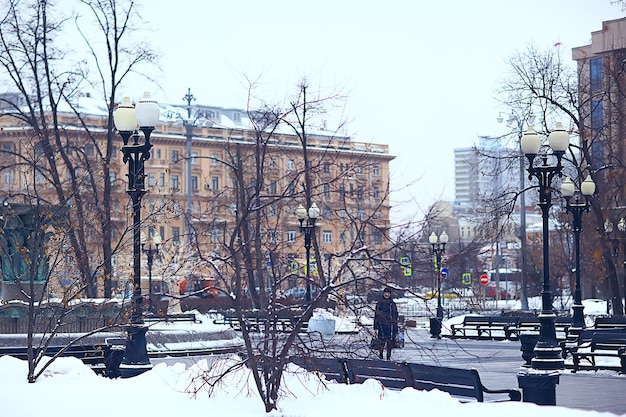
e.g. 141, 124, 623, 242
183, 88, 195, 245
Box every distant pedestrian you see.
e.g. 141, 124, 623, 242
374, 287, 398, 360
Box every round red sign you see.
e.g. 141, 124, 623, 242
479, 274, 489, 286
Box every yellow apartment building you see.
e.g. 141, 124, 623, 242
0, 98, 394, 297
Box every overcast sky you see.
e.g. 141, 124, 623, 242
109, 1, 626, 223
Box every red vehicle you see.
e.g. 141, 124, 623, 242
484, 284, 513, 299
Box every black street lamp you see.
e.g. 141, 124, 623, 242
114, 93, 160, 377
520, 122, 569, 371
561, 175, 596, 332
296, 202, 320, 302
618, 218, 626, 316
429, 231, 448, 339
517, 122, 569, 405
141, 232, 162, 315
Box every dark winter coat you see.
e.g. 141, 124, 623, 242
374, 298, 398, 340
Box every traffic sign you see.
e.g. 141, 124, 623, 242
440, 267, 449, 279
480, 274, 489, 285
462, 273, 472, 285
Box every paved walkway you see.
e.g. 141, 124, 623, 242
394, 328, 626, 415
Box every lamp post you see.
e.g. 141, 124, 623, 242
618, 218, 626, 316
113, 92, 159, 377
561, 175, 596, 332
141, 232, 162, 314
429, 231, 448, 339
517, 122, 569, 405
604, 219, 619, 316
296, 202, 319, 302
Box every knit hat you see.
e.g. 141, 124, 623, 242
383, 287, 393, 294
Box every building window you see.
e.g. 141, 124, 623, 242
155, 148, 161, 159
339, 184, 345, 198
212, 176, 219, 190
373, 165, 380, 176
323, 162, 330, 173
324, 206, 332, 220
4, 171, 11, 184
269, 204, 278, 217
171, 150, 179, 163
357, 185, 364, 199
358, 209, 365, 220
324, 184, 330, 197
148, 173, 155, 187
211, 153, 219, 165
269, 229, 278, 243
171, 175, 179, 190
172, 227, 180, 245
340, 231, 346, 244
590, 57, 602, 91
191, 176, 198, 191
159, 173, 165, 186
85, 144, 94, 157
287, 230, 297, 243
269, 180, 277, 194
269, 157, 277, 169
191, 152, 198, 164
356, 165, 363, 174
210, 229, 221, 243
373, 186, 380, 199
323, 230, 332, 244
591, 99, 604, 132
373, 231, 382, 244
288, 182, 295, 195
339, 209, 346, 219
288, 159, 295, 170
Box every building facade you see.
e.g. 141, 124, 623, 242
0, 98, 394, 297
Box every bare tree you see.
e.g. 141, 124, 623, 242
176, 78, 404, 412
498, 43, 625, 314
0, 0, 156, 299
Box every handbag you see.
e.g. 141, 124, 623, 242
370, 337, 384, 350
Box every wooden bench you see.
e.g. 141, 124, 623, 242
214, 314, 308, 333
505, 316, 572, 342
571, 331, 626, 373
593, 316, 626, 330
450, 316, 519, 340
290, 356, 521, 402
289, 356, 348, 383
145, 313, 198, 323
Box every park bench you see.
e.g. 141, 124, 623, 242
289, 356, 521, 402
593, 316, 626, 330
145, 313, 198, 323
506, 316, 572, 342
214, 313, 308, 333
450, 316, 519, 340
570, 331, 626, 373
289, 356, 348, 383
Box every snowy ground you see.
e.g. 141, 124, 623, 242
2, 353, 624, 417
1, 297, 622, 416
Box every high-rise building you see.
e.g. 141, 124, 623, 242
573, 17, 626, 182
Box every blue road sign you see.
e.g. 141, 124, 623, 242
440, 267, 449, 279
